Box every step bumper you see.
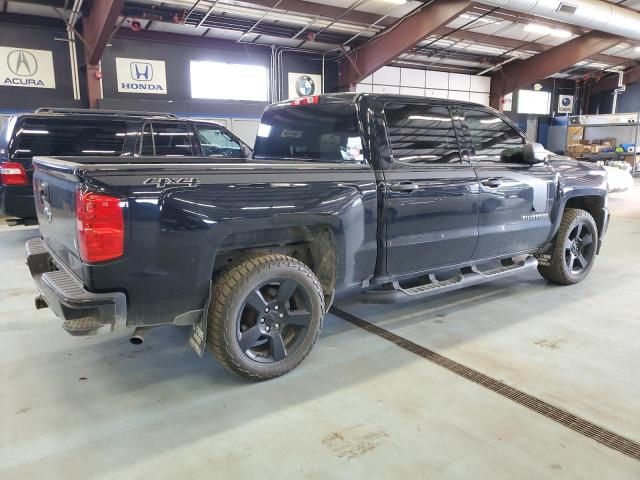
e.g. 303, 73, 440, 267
26, 238, 126, 335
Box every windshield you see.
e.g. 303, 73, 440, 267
253, 103, 363, 163
9, 118, 128, 159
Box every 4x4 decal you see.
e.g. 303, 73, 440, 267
143, 177, 201, 188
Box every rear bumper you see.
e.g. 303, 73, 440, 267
0, 185, 36, 219
26, 238, 126, 335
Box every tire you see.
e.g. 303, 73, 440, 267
538, 208, 598, 285
207, 253, 324, 380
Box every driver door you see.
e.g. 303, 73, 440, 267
457, 107, 556, 260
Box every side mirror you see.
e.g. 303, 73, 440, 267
240, 145, 251, 158
523, 142, 548, 165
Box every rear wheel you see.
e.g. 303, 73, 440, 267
538, 208, 598, 285
207, 254, 324, 380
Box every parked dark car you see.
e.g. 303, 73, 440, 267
0, 108, 250, 223
26, 94, 609, 380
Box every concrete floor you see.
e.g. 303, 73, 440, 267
1, 180, 639, 479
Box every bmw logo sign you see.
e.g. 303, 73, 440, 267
295, 75, 316, 97
561, 97, 572, 107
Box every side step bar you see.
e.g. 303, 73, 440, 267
394, 256, 538, 298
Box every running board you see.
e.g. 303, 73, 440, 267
395, 257, 538, 297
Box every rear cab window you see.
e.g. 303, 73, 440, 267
9, 117, 129, 159
253, 101, 364, 163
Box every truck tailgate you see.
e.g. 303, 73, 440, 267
32, 157, 84, 277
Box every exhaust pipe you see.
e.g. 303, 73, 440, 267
130, 327, 152, 345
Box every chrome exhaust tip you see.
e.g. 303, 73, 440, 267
130, 327, 151, 345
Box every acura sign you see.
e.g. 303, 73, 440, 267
0, 47, 56, 89
116, 57, 167, 94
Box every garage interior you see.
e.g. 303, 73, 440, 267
1, 0, 640, 478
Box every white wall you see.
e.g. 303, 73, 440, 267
356, 66, 491, 106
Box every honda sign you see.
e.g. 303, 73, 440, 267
116, 57, 167, 94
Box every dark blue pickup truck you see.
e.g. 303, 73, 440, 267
26, 93, 609, 380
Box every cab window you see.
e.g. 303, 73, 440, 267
461, 109, 525, 164
384, 103, 461, 166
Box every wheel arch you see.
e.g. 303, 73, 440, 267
212, 223, 339, 309
563, 195, 607, 238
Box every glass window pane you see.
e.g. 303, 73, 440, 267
462, 109, 525, 164
11, 118, 127, 158
253, 103, 363, 163
384, 103, 460, 165
151, 122, 194, 157
196, 125, 242, 157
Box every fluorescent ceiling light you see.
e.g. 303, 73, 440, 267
466, 44, 505, 55
460, 13, 501, 24
524, 23, 572, 38
383, 0, 406, 4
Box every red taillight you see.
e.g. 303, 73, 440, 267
0, 162, 29, 185
76, 190, 124, 263
291, 95, 319, 106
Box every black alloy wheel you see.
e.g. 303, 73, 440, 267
538, 208, 599, 285
207, 254, 324, 380
237, 277, 313, 364
564, 221, 595, 275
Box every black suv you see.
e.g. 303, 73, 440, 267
0, 108, 250, 223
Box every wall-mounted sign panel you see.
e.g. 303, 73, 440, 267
116, 57, 167, 94
0, 47, 56, 89
557, 95, 574, 114
288, 73, 322, 99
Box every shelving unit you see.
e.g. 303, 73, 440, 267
566, 113, 640, 177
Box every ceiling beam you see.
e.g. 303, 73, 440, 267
490, 31, 622, 109
82, 0, 125, 65
589, 66, 640, 95
434, 27, 627, 66
339, 0, 471, 87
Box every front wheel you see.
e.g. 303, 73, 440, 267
538, 208, 598, 285
207, 254, 324, 380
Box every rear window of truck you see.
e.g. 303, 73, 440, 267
9, 118, 127, 159
253, 103, 364, 163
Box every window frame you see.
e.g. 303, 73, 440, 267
381, 101, 465, 169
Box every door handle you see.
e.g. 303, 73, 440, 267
389, 181, 419, 193
481, 178, 502, 188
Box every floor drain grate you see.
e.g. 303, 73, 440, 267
330, 307, 640, 462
